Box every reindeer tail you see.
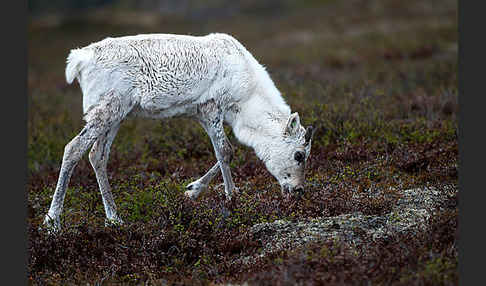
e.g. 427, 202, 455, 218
65, 48, 94, 84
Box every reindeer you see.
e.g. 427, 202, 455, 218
43, 33, 315, 232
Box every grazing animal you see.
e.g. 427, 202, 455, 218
43, 33, 315, 231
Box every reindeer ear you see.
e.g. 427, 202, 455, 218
284, 112, 300, 136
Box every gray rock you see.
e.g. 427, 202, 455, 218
235, 185, 457, 266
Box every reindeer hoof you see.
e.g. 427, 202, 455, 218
105, 216, 124, 227
223, 186, 239, 201
185, 181, 207, 199
41, 215, 61, 234
184, 190, 197, 200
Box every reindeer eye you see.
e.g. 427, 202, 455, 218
290, 118, 297, 129
294, 151, 305, 163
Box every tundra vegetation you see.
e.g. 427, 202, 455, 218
28, 0, 458, 284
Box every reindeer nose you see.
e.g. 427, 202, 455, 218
293, 185, 304, 194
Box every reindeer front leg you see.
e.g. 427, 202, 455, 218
195, 102, 235, 200
185, 135, 234, 199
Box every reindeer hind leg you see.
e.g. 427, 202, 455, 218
43, 89, 135, 232
43, 123, 104, 232
89, 122, 123, 226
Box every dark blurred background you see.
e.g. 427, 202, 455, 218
27, 0, 458, 174
28, 0, 301, 29
28, 0, 457, 86
29, 0, 295, 20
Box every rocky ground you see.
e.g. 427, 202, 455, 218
243, 185, 458, 266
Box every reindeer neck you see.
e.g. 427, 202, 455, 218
228, 87, 291, 161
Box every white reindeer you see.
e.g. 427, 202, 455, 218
43, 33, 315, 231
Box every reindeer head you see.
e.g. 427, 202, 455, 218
262, 112, 315, 196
